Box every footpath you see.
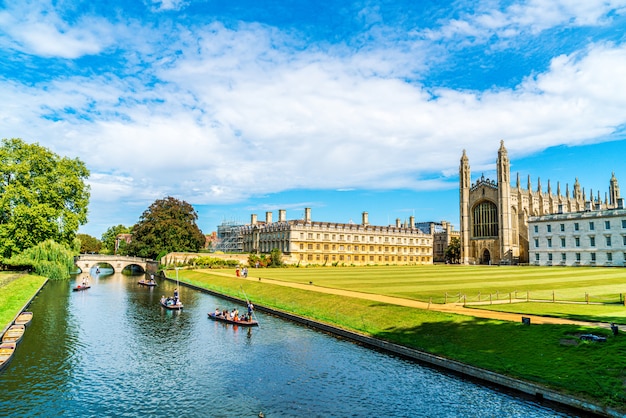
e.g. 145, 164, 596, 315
206, 270, 615, 330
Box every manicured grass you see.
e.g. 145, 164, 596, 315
174, 267, 626, 411
468, 302, 626, 323
234, 264, 626, 305
0, 272, 47, 330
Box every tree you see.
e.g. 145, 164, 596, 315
444, 237, 461, 264
100, 224, 131, 254
5, 239, 78, 280
0, 138, 90, 259
77, 233, 102, 253
268, 248, 285, 267
126, 196, 205, 259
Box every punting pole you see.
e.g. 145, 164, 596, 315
240, 286, 260, 328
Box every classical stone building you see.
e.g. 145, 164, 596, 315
528, 202, 626, 266
459, 141, 621, 265
240, 208, 433, 265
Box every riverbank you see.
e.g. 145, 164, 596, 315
0, 273, 48, 336
166, 268, 626, 417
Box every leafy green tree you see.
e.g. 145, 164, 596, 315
77, 233, 102, 253
100, 224, 131, 254
0, 138, 90, 259
5, 239, 77, 280
445, 237, 461, 263
126, 196, 205, 259
268, 248, 285, 267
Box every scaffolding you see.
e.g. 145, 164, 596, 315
214, 220, 244, 252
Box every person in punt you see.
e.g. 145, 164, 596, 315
214, 308, 221, 317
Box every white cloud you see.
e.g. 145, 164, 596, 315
0, 1, 115, 58
423, 0, 626, 43
2, 2, 626, 235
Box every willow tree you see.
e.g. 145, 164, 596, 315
0, 138, 90, 259
6, 239, 78, 280
126, 196, 205, 260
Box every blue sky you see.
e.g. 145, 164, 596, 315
1, 0, 626, 238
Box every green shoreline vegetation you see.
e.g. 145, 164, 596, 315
0, 272, 47, 330
173, 266, 626, 412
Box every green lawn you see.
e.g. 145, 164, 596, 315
171, 265, 626, 411
227, 264, 626, 305
0, 272, 47, 330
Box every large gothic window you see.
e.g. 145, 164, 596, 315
473, 201, 498, 237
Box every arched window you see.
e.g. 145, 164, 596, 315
473, 201, 498, 237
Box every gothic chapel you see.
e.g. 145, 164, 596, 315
459, 141, 621, 265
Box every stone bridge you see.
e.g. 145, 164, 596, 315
75, 254, 157, 274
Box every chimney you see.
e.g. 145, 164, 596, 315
396, 218, 401, 227
409, 216, 415, 228
251, 214, 257, 225
585, 201, 591, 211
266, 211, 273, 224
278, 209, 286, 222
304, 207, 311, 223
618, 198, 624, 209
362, 212, 369, 226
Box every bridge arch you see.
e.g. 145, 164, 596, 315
75, 255, 156, 274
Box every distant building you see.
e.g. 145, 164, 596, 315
239, 208, 433, 266
115, 233, 132, 254
459, 141, 621, 265
529, 199, 626, 266
214, 220, 245, 252
204, 231, 218, 249
417, 221, 459, 262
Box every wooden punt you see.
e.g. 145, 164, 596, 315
160, 299, 183, 310
15, 311, 33, 327
208, 312, 258, 327
0, 342, 17, 372
138, 280, 157, 287
72, 285, 91, 292
2, 325, 25, 345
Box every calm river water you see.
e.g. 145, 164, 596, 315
0, 270, 584, 417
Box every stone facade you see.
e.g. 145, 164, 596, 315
529, 202, 626, 266
240, 208, 433, 266
416, 221, 460, 262
459, 141, 621, 265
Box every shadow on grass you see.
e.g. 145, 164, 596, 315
369, 315, 626, 409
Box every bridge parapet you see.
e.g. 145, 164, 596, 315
75, 254, 153, 274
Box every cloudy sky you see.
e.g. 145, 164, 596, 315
1, 0, 626, 238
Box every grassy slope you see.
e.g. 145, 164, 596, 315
0, 273, 47, 330
176, 267, 626, 411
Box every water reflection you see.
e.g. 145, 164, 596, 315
0, 272, 583, 417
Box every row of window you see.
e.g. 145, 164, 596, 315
298, 232, 429, 244
533, 219, 626, 233
299, 253, 431, 263
534, 252, 623, 262
298, 243, 430, 253
534, 235, 625, 248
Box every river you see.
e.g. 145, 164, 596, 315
0, 270, 585, 417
